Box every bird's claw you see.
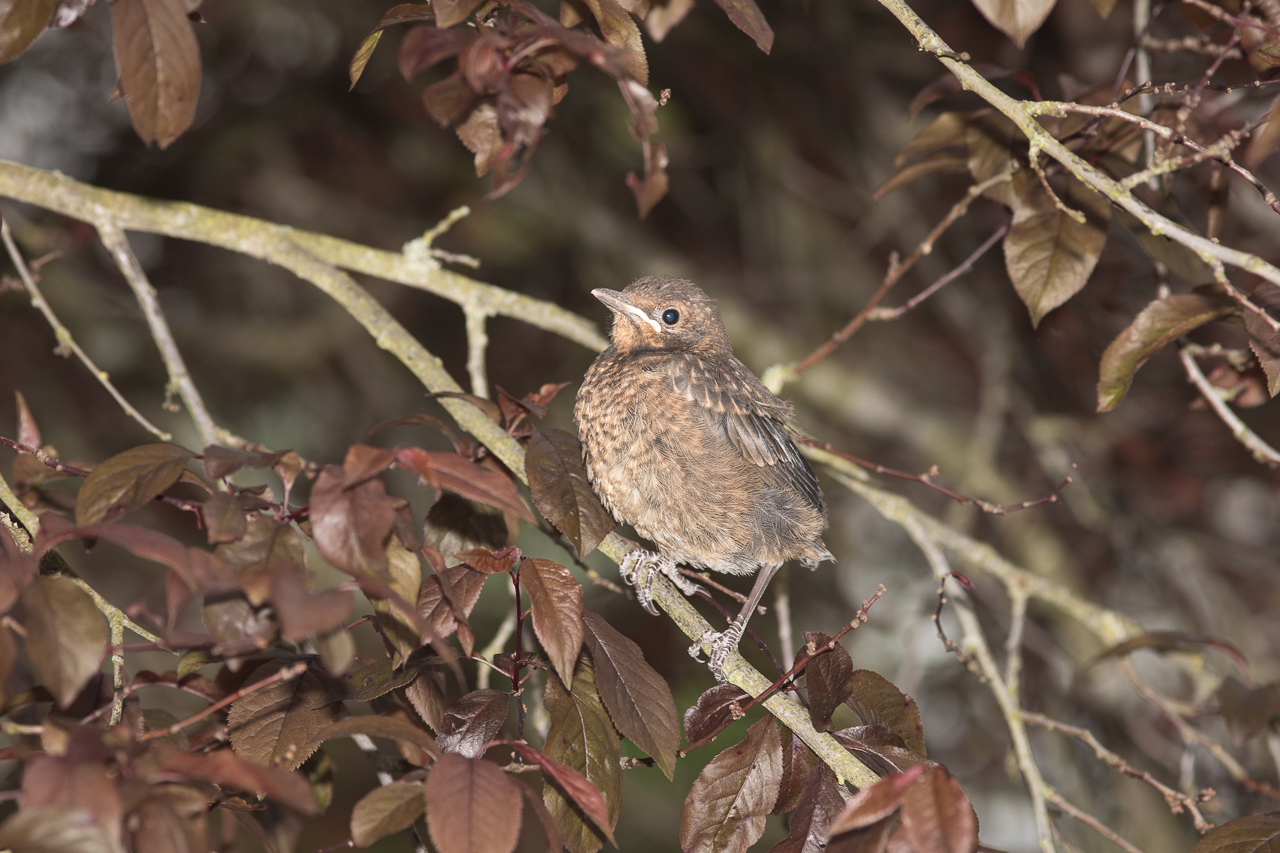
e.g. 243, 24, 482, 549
620, 550, 703, 616
688, 624, 745, 684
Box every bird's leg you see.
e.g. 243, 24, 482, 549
690, 562, 783, 683
620, 549, 703, 615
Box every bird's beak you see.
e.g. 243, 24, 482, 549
592, 288, 661, 333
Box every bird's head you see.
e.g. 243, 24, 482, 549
592, 276, 732, 357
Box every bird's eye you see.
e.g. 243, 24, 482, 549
662, 308, 680, 325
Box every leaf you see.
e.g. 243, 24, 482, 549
644, 0, 694, 40
968, 0, 1056, 48
522, 558, 584, 685
434, 0, 487, 27
308, 463, 402, 578
418, 563, 488, 640
0, 806, 123, 853
407, 668, 449, 732
679, 715, 782, 853
845, 670, 926, 758
827, 765, 926, 835
400, 23, 473, 81
1244, 283, 1280, 397
372, 534, 425, 665
527, 429, 616, 560
110, 0, 201, 147
1217, 677, 1280, 744
398, 447, 535, 523
832, 726, 930, 778
1245, 95, 1280, 168
456, 547, 521, 575
710, 0, 773, 52
75, 443, 196, 526
897, 767, 978, 853
580, 0, 647, 84
1190, 813, 1280, 853
505, 742, 616, 845
438, 689, 510, 758
340, 444, 400, 489
1088, 0, 1118, 16
269, 560, 352, 641
543, 655, 622, 853
351, 780, 427, 848
331, 657, 423, 703
520, 784, 566, 853
625, 140, 670, 220
156, 745, 318, 813
767, 766, 846, 853
1097, 293, 1235, 412
1089, 631, 1248, 672
15, 390, 40, 448
773, 730, 821, 815
20, 755, 123, 840
1004, 175, 1111, 327
227, 659, 339, 770
201, 492, 246, 545
802, 632, 854, 732
683, 684, 750, 745
873, 156, 969, 200
305, 715, 440, 760
581, 611, 679, 780
21, 576, 107, 708
0, 0, 59, 63
201, 445, 286, 480
426, 753, 523, 853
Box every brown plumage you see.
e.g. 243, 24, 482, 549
574, 276, 832, 679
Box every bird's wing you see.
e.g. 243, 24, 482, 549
666, 352, 824, 512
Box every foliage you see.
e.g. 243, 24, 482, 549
3, 0, 1280, 850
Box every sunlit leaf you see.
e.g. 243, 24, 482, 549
645, 0, 695, 41
21, 576, 107, 708
679, 715, 782, 853
308, 463, 402, 578
110, 0, 201, 147
773, 728, 821, 815
969, 0, 1056, 48
580, 0, 647, 84
543, 655, 621, 853
351, 780, 426, 847
522, 558, 584, 685
0, 0, 59, 63
75, 443, 196, 526
201, 492, 246, 545
1096, 293, 1234, 412
526, 427, 616, 558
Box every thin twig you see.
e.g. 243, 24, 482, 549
463, 303, 492, 400
139, 660, 311, 740
1, 217, 171, 441
1043, 784, 1145, 853
782, 168, 1016, 383
1022, 711, 1215, 832
96, 222, 235, 448
869, 223, 1009, 321
1180, 345, 1280, 467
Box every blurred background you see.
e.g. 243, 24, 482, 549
2, 0, 1280, 850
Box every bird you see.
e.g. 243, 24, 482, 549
574, 275, 833, 680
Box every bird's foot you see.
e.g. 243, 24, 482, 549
688, 623, 746, 684
620, 549, 703, 615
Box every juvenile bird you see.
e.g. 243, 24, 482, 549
574, 276, 833, 680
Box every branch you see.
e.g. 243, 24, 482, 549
1179, 344, 1280, 467
0, 161, 607, 353
872, 0, 1280, 313
0, 216, 171, 441
95, 222, 233, 449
